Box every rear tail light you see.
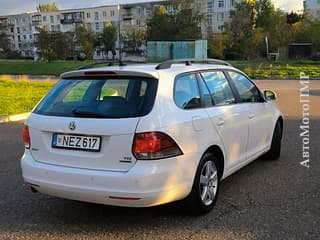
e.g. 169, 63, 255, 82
22, 125, 31, 149
133, 132, 183, 160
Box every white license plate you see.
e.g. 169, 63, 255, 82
52, 133, 101, 152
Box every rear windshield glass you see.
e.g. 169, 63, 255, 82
33, 77, 158, 118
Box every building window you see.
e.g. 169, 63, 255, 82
17, 27, 20, 34
218, 25, 224, 32
57, 15, 60, 21
50, 16, 54, 23
217, 12, 224, 21
207, 2, 213, 13
136, 7, 141, 15
103, 11, 107, 17
136, 19, 141, 26
57, 25, 61, 31
230, 0, 235, 7
196, 3, 202, 10
95, 12, 99, 20
18, 35, 21, 42
43, 16, 47, 22
95, 22, 100, 31
51, 25, 55, 31
218, 0, 224, 8
145, 7, 151, 16
87, 12, 91, 18
207, 14, 213, 25
166, 5, 174, 13
23, 35, 26, 40
30, 34, 32, 40
22, 18, 25, 22
110, 10, 115, 17
86, 23, 91, 30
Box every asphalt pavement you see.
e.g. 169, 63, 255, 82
0, 80, 319, 240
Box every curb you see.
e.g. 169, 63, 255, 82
0, 112, 30, 123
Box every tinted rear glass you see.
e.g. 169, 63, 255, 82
34, 77, 158, 118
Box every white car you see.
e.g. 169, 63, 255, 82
21, 59, 283, 214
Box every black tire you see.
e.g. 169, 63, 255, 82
264, 121, 282, 160
182, 153, 220, 215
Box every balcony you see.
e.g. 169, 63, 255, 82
0, 18, 10, 29
122, 14, 135, 21
61, 12, 84, 24
32, 14, 42, 26
61, 18, 83, 24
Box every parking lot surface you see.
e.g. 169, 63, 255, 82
0, 80, 319, 240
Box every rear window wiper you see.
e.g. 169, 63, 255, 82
72, 109, 120, 118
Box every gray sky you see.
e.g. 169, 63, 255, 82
0, 0, 304, 16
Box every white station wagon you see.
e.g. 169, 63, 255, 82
21, 59, 283, 214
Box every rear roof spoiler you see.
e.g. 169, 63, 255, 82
60, 69, 159, 80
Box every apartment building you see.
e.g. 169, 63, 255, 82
195, 0, 240, 33
0, 16, 15, 50
304, 0, 320, 19
0, 0, 241, 58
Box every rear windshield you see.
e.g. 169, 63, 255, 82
34, 77, 158, 118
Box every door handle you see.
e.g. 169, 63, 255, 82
216, 119, 225, 126
248, 113, 255, 119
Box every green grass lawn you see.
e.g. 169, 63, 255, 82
0, 59, 319, 78
231, 60, 320, 79
0, 59, 94, 76
0, 79, 55, 116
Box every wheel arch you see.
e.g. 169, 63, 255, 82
204, 145, 225, 180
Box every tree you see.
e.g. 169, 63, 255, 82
287, 11, 303, 25
292, 19, 320, 52
97, 23, 117, 59
255, 0, 293, 52
224, 0, 295, 59
123, 27, 146, 55
207, 32, 228, 59
0, 32, 18, 59
36, 2, 59, 12
224, 1, 256, 59
74, 26, 96, 59
147, 1, 203, 41
35, 28, 71, 61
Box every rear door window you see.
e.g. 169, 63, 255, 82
34, 77, 158, 118
174, 74, 201, 109
200, 71, 236, 106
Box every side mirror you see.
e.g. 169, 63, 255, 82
264, 90, 277, 101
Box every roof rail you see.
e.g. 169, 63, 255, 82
77, 60, 126, 70
155, 58, 232, 70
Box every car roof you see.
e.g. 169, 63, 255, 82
60, 62, 238, 80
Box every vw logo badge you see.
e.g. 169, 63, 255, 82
69, 121, 76, 131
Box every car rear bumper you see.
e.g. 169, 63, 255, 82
21, 151, 199, 207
